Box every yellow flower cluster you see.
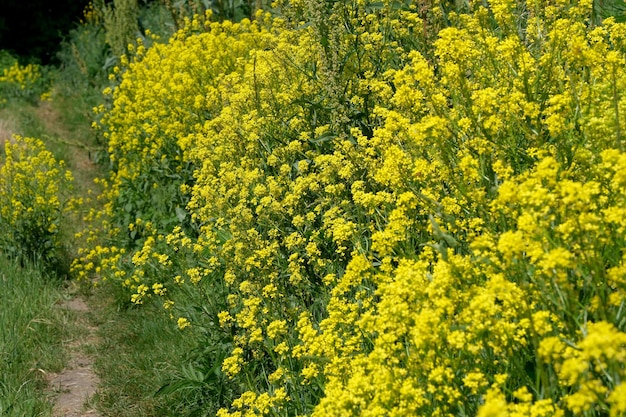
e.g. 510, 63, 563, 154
80, 1, 101, 25
0, 62, 41, 91
0, 61, 48, 105
0, 136, 74, 263
313, 148, 626, 416
77, 0, 626, 415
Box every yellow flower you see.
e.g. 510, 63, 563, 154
177, 317, 191, 330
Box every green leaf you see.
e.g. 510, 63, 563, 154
309, 131, 336, 144
175, 206, 187, 223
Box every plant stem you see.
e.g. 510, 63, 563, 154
612, 63, 622, 151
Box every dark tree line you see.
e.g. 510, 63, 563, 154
0, 0, 91, 64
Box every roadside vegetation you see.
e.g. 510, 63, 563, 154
3, 0, 626, 415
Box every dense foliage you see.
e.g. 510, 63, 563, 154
68, 0, 626, 415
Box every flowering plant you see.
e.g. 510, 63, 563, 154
0, 136, 74, 267
76, 0, 626, 415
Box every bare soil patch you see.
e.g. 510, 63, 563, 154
48, 297, 101, 417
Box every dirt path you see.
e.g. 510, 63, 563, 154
2, 99, 106, 415
48, 297, 101, 417
37, 99, 105, 415
31, 101, 104, 415
34, 101, 102, 192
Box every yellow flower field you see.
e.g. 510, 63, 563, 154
72, 0, 626, 415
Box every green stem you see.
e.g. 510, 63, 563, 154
612, 63, 622, 151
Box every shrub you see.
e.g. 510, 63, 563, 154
0, 54, 52, 106
0, 136, 74, 268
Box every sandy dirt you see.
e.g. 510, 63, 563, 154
48, 297, 101, 417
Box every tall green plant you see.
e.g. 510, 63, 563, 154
101, 0, 140, 57
159, 0, 266, 25
592, 0, 626, 24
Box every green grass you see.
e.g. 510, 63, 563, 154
0, 255, 69, 416
87, 287, 204, 416
0, 101, 71, 163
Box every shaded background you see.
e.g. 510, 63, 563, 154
0, 0, 91, 64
